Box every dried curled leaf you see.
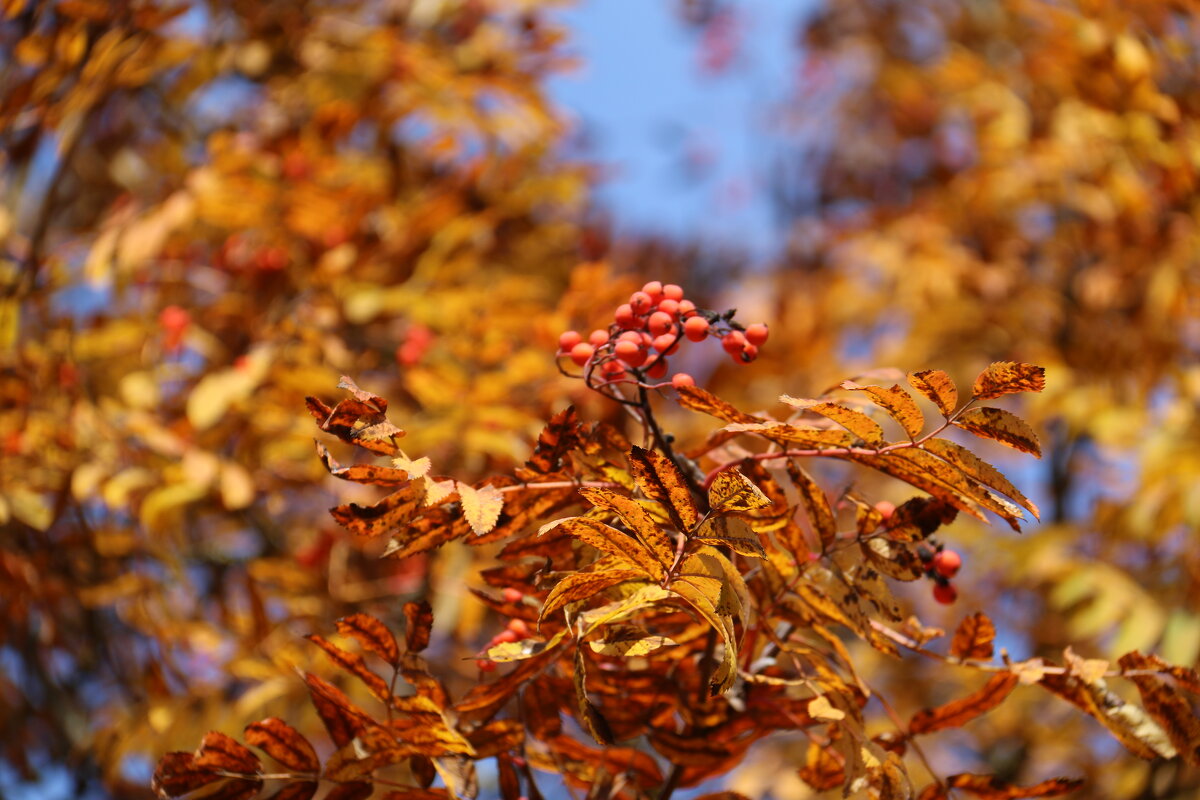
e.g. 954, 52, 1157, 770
404, 601, 434, 653
946, 773, 1083, 798
574, 645, 614, 745
971, 362, 1046, 400
950, 613, 996, 661
908, 673, 1019, 734
1118, 652, 1200, 765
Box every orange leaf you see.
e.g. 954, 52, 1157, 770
316, 442, 411, 485
577, 486, 675, 574
953, 408, 1042, 458
544, 516, 662, 579
195, 731, 260, 774
781, 396, 886, 445
1118, 652, 1200, 765
707, 468, 772, 513
540, 568, 651, 623
675, 384, 761, 424
244, 718, 320, 773
909, 369, 959, 417
946, 773, 1083, 798
921, 438, 1040, 519
628, 445, 700, 533
153, 752, 222, 798
908, 673, 1019, 734
306, 634, 391, 702
303, 673, 372, 748
842, 381, 925, 440
335, 613, 400, 668
950, 613, 996, 661
403, 600, 434, 653
527, 406, 587, 474
785, 460, 837, 551
971, 362, 1046, 400
574, 645, 614, 745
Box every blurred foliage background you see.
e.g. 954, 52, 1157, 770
1, 0, 1197, 798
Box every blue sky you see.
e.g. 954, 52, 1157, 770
549, 0, 814, 258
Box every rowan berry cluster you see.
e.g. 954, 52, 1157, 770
917, 539, 963, 605
557, 281, 769, 390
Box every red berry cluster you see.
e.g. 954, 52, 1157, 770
557, 281, 769, 389
917, 540, 962, 604
475, 588, 528, 673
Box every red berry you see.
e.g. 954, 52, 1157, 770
507, 618, 530, 637
683, 315, 709, 342
159, 305, 190, 335
932, 583, 958, 605
647, 358, 668, 378
721, 330, 746, 355
477, 659, 497, 672
672, 373, 695, 388
617, 330, 642, 343
614, 304, 636, 328
569, 342, 594, 366
494, 628, 520, 644
678, 299, 697, 317
874, 500, 895, 522
648, 311, 675, 337
642, 280, 663, 300
502, 587, 524, 604
588, 329, 610, 346
656, 298, 680, 316
602, 359, 625, 376
652, 333, 681, 355
932, 549, 962, 579
559, 330, 582, 351
614, 340, 647, 367
744, 323, 769, 346
662, 283, 684, 301
629, 291, 653, 313
738, 343, 759, 363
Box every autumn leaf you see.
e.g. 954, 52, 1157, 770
574, 645, 614, 745
306, 633, 392, 702
694, 514, 766, 558
707, 468, 773, 512
335, 613, 400, 668
194, 732, 260, 774
539, 567, 651, 624
780, 396, 886, 445
950, 613, 997, 661
953, 407, 1042, 458
627, 445, 700, 533
1118, 652, 1200, 765
244, 718, 320, 773
841, 381, 925, 440
458, 482, 504, 536
786, 459, 837, 550
576, 486, 675, 573
404, 601, 434, 653
946, 773, 1084, 798
971, 362, 1047, 400
908, 673, 1019, 734
908, 369, 959, 417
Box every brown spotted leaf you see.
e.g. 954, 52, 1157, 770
306, 634, 391, 702
842, 382, 924, 440
628, 445, 700, 532
527, 406, 587, 474
403, 600, 434, 653
244, 718, 320, 773
909, 370, 959, 417
921, 438, 1040, 519
303, 672, 372, 747
675, 385, 761, 424
544, 516, 662, 578
798, 738, 844, 791
950, 613, 997, 661
195, 731, 260, 774
694, 514, 766, 558
707, 468, 772, 512
574, 645, 614, 745
335, 613, 400, 668
577, 487, 674, 574
330, 483, 423, 538
1118, 652, 1200, 765
946, 774, 1083, 798
323, 782, 373, 800
954, 408, 1042, 458
316, 442, 412, 485
1039, 671, 1175, 759
540, 568, 651, 623
467, 719, 525, 759
908, 673, 1019, 734
786, 460, 837, 551
971, 362, 1047, 401
458, 482, 504, 536
587, 624, 675, 657
781, 396, 886, 445
153, 752, 221, 798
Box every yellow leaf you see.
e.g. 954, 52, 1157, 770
457, 482, 504, 536
707, 469, 772, 513
908, 369, 959, 416
971, 362, 1046, 400
808, 695, 846, 721
841, 382, 925, 440
781, 396, 886, 445
953, 407, 1042, 458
